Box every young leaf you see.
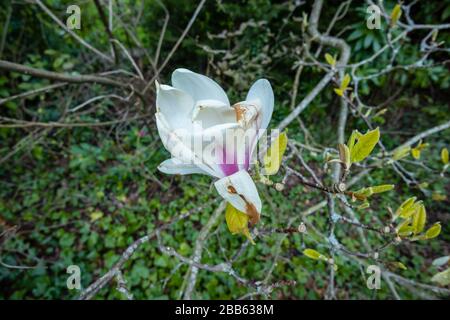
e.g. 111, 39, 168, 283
371, 184, 395, 194
225, 203, 255, 244
431, 268, 450, 286
303, 249, 327, 261
263, 131, 288, 175
350, 127, 380, 163
338, 143, 351, 169
341, 74, 351, 90
347, 130, 362, 153
425, 223, 441, 240
392, 145, 411, 160
393, 262, 407, 270
325, 53, 336, 67
412, 204, 426, 235
390, 4, 402, 27
441, 147, 449, 165
334, 88, 344, 97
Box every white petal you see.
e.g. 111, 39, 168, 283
192, 99, 236, 129
158, 158, 209, 175
214, 170, 262, 222
156, 83, 194, 130
172, 68, 230, 106
246, 79, 274, 131
156, 112, 220, 178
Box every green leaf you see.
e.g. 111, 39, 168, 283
325, 53, 336, 67
431, 268, 450, 286
371, 184, 395, 194
347, 130, 362, 153
90, 210, 104, 222
334, 88, 344, 97
303, 249, 327, 261
350, 127, 380, 163
225, 203, 254, 244
390, 4, 402, 27
441, 147, 449, 164
412, 204, 426, 235
263, 131, 288, 175
425, 223, 441, 240
392, 146, 411, 160
393, 262, 407, 270
340, 74, 351, 90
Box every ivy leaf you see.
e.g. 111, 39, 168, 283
90, 210, 104, 222
412, 204, 426, 235
425, 223, 441, 240
431, 268, 450, 286
263, 131, 288, 175
441, 147, 449, 165
350, 127, 380, 163
390, 4, 402, 27
225, 203, 255, 244
325, 53, 336, 67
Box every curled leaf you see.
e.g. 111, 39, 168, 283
225, 203, 255, 244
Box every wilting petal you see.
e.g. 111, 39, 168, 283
156, 83, 194, 130
246, 79, 274, 131
214, 170, 262, 224
158, 158, 209, 175
172, 68, 230, 106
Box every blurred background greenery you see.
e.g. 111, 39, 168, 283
0, 0, 449, 299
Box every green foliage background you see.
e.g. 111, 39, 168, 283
0, 0, 449, 299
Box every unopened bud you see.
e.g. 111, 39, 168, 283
275, 183, 285, 191
298, 222, 307, 233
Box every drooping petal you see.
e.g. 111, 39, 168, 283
214, 170, 262, 224
245, 79, 274, 131
156, 83, 194, 130
158, 158, 209, 175
172, 68, 230, 106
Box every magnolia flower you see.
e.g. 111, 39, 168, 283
155, 68, 274, 224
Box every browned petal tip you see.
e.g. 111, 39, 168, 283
246, 202, 260, 225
